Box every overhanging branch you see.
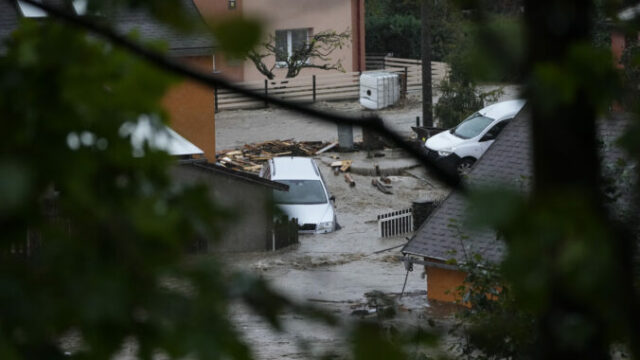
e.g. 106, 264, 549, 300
19, 0, 462, 190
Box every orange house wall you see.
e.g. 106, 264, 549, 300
162, 56, 216, 160
612, 31, 625, 69
194, 0, 245, 82
426, 265, 467, 303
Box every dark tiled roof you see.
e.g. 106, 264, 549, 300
179, 160, 289, 191
402, 110, 632, 266
0, 0, 213, 56
110, 0, 213, 57
0, 1, 19, 53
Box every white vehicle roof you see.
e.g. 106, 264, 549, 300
478, 99, 526, 121
271, 157, 321, 181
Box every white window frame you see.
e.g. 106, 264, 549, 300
275, 28, 311, 68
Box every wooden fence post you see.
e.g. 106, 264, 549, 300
214, 84, 219, 113
264, 79, 269, 108
312, 75, 316, 102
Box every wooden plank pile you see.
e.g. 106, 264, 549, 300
216, 140, 334, 173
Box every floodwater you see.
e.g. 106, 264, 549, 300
222, 163, 449, 359
213, 90, 521, 358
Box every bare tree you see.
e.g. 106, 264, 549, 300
248, 30, 350, 79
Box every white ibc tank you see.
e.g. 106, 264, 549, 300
359, 71, 400, 110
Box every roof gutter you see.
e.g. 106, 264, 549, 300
398, 255, 460, 271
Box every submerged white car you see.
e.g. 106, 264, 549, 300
425, 99, 526, 174
261, 157, 337, 234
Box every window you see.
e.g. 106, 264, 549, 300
228, 0, 237, 9
274, 28, 310, 64
485, 120, 510, 138
17, 0, 47, 18
452, 113, 494, 139
273, 180, 327, 205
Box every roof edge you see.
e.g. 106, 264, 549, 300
187, 162, 289, 191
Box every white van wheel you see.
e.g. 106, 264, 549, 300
457, 158, 476, 175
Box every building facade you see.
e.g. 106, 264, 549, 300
194, 0, 366, 82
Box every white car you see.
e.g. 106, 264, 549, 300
425, 99, 526, 174
261, 157, 337, 234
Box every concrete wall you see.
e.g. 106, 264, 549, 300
426, 264, 467, 303
162, 56, 216, 160
171, 165, 274, 252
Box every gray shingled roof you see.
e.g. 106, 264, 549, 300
0, 1, 20, 54
0, 0, 213, 56
110, 0, 213, 57
402, 109, 632, 266
182, 160, 290, 191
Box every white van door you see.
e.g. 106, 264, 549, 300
475, 120, 511, 158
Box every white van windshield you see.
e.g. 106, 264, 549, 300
274, 180, 327, 205
452, 113, 494, 139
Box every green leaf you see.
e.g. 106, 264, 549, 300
211, 18, 263, 59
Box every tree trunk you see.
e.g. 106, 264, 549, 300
420, 0, 433, 127
525, 1, 609, 359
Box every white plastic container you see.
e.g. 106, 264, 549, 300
359, 72, 400, 110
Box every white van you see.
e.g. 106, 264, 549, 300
425, 100, 526, 174
261, 157, 337, 234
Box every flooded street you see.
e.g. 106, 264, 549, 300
222, 158, 448, 359
215, 91, 520, 358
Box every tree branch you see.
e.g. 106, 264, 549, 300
19, 0, 462, 190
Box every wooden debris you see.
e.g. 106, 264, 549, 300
380, 176, 391, 184
273, 151, 292, 157
216, 139, 333, 174
330, 160, 343, 168
372, 178, 393, 194
344, 173, 356, 187
340, 160, 352, 172
243, 165, 262, 172
316, 141, 338, 155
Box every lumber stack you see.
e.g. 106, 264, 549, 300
215, 140, 332, 173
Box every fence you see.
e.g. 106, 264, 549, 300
377, 208, 414, 238
215, 56, 449, 111
270, 218, 299, 251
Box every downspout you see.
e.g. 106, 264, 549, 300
356, 0, 363, 71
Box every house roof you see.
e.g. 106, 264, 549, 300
402, 110, 632, 266
124, 117, 204, 157
179, 160, 290, 191
0, 0, 214, 56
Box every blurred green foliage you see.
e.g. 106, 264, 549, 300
365, 3, 461, 61
0, 19, 262, 359
4, 0, 640, 359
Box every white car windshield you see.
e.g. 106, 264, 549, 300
452, 113, 494, 139
274, 180, 328, 205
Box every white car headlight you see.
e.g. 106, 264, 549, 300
437, 150, 452, 157
317, 221, 334, 231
